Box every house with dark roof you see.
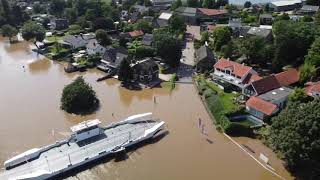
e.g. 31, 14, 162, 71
62, 33, 95, 49
243, 75, 281, 97
129, 12, 140, 23
175, 7, 197, 24
86, 39, 106, 55
197, 8, 228, 22
141, 33, 153, 46
50, 18, 69, 30
97, 48, 128, 72
195, 45, 215, 72
152, 0, 173, 6
304, 81, 320, 98
133, 5, 150, 14
154, 12, 172, 28
131, 58, 159, 83
247, 27, 273, 40
213, 58, 259, 89
259, 14, 273, 25
297, 5, 319, 15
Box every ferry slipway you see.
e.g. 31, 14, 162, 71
0, 113, 165, 180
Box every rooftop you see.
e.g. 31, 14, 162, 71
247, 27, 272, 38
305, 81, 320, 96
175, 7, 197, 17
274, 68, 299, 86
300, 5, 319, 12
270, 0, 302, 7
197, 8, 227, 16
246, 96, 278, 116
251, 75, 281, 95
158, 12, 172, 20
128, 30, 144, 37
214, 58, 253, 78
258, 86, 293, 102
70, 119, 101, 133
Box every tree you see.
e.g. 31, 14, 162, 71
288, 88, 313, 104
118, 58, 132, 83
300, 63, 317, 83
21, 21, 45, 48
302, 16, 313, 22
306, 0, 320, 6
93, 17, 114, 31
187, 0, 199, 7
95, 29, 112, 47
61, 76, 99, 114
134, 19, 153, 33
315, 11, 320, 25
272, 21, 317, 70
49, 0, 66, 17
171, 0, 182, 10
65, 8, 78, 24
85, 9, 97, 21
275, 13, 290, 21
1, 24, 18, 43
202, 0, 214, 8
212, 26, 231, 51
169, 15, 186, 33
33, 4, 44, 14
305, 37, 320, 67
221, 40, 241, 59
153, 30, 182, 67
266, 100, 320, 178
68, 24, 82, 35
215, 0, 228, 7
241, 36, 268, 64
244, 1, 252, 8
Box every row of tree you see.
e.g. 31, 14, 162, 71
172, 0, 228, 10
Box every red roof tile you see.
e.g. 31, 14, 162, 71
305, 81, 320, 96
128, 30, 144, 37
214, 58, 253, 78
207, 24, 216, 31
274, 68, 299, 86
198, 8, 227, 16
246, 96, 277, 115
251, 75, 281, 95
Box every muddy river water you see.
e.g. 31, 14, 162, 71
0, 37, 292, 180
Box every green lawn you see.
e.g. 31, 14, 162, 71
46, 35, 64, 42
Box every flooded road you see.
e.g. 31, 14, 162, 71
0, 37, 292, 180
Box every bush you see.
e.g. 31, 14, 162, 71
61, 76, 99, 114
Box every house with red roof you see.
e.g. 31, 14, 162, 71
197, 8, 228, 21
243, 75, 281, 97
213, 58, 260, 89
304, 81, 320, 98
274, 68, 299, 87
246, 96, 278, 120
128, 30, 144, 38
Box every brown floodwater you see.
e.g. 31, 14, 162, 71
0, 37, 293, 180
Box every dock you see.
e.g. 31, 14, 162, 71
0, 113, 165, 180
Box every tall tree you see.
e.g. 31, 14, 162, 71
169, 15, 186, 33
187, 0, 199, 7
118, 58, 132, 83
241, 36, 269, 65
288, 88, 313, 104
315, 11, 320, 25
49, 0, 66, 17
65, 8, 78, 24
266, 100, 320, 179
272, 21, 317, 71
134, 19, 153, 33
95, 29, 111, 47
212, 26, 231, 51
21, 21, 45, 48
243, 1, 252, 8
171, 0, 182, 10
153, 30, 182, 67
306, 0, 320, 6
305, 37, 320, 67
299, 63, 317, 83
93, 17, 114, 31
1, 24, 18, 43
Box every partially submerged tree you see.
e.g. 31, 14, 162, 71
1, 24, 18, 43
61, 76, 99, 114
21, 21, 45, 48
118, 58, 132, 83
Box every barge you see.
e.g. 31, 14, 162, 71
0, 113, 165, 180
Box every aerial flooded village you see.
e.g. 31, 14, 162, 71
0, 0, 320, 179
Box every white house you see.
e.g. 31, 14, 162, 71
213, 58, 260, 89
